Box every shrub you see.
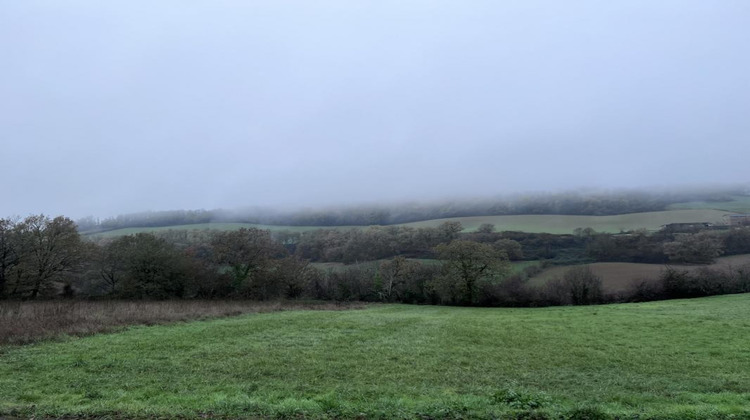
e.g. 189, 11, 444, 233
563, 266, 603, 305
663, 232, 723, 264
539, 277, 570, 306
658, 265, 750, 301
492, 388, 550, 410
477, 275, 536, 307
627, 278, 663, 302
522, 264, 543, 278
565, 406, 609, 420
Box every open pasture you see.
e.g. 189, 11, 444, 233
401, 209, 731, 234
528, 254, 750, 293
668, 195, 750, 213
2, 295, 750, 419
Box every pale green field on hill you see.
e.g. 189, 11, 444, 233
401, 209, 730, 233
668, 195, 750, 213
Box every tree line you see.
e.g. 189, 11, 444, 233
277, 223, 750, 266
3, 214, 750, 307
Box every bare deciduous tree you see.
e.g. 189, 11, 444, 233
14, 215, 85, 299
211, 228, 282, 296
435, 240, 509, 304
0, 218, 21, 298
663, 232, 724, 264
378, 256, 421, 302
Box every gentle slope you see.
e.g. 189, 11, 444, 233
2, 296, 750, 418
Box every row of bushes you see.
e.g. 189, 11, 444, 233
286, 262, 750, 308
16, 243, 750, 308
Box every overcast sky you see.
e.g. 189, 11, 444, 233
1, 1, 749, 218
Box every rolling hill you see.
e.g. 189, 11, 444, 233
2, 295, 749, 419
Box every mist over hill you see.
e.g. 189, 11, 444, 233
76, 185, 749, 232
3, 2, 750, 219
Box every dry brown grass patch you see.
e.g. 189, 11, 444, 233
0, 300, 366, 346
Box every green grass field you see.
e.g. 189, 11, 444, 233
401, 209, 731, 234
88, 209, 731, 237
2, 296, 750, 419
668, 195, 750, 213
528, 254, 750, 293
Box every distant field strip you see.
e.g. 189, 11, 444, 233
2, 296, 750, 418
87, 222, 362, 237
87, 209, 731, 237
401, 209, 730, 233
668, 195, 750, 213
528, 254, 750, 293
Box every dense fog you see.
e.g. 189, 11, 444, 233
2, 1, 749, 218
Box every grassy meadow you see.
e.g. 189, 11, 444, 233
667, 195, 750, 213
528, 254, 750, 293
401, 209, 730, 234
2, 296, 750, 419
87, 209, 731, 237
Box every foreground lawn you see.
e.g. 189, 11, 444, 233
2, 296, 750, 419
